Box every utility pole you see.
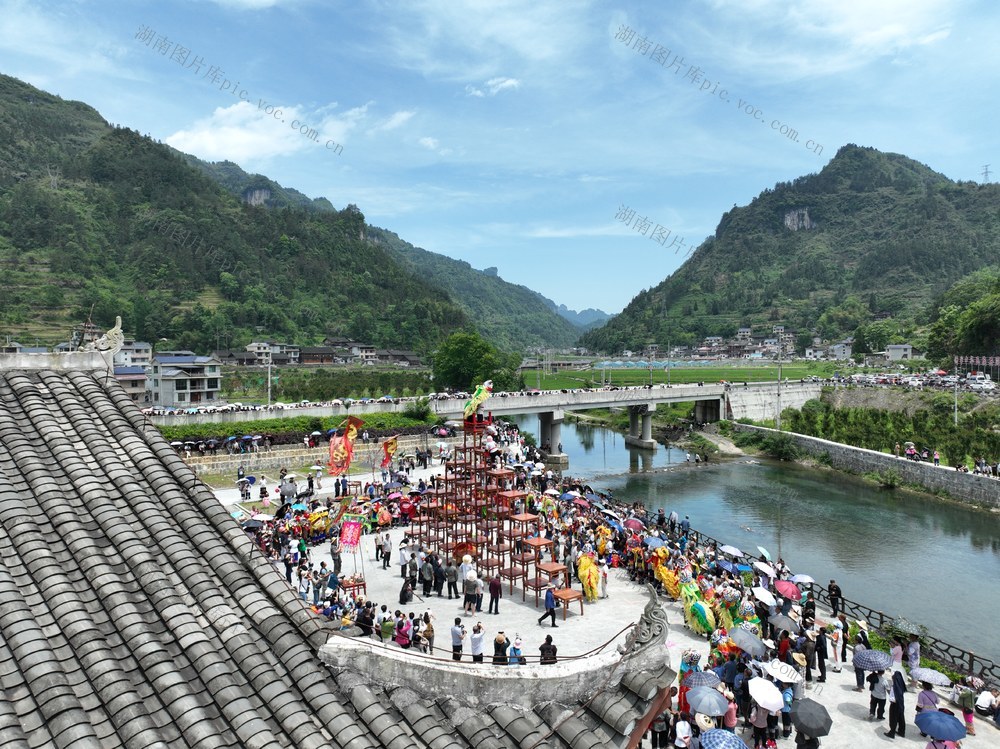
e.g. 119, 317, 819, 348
266, 351, 272, 405
982, 164, 992, 183
954, 379, 958, 427
776, 342, 783, 430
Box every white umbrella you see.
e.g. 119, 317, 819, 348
751, 587, 776, 606
762, 659, 802, 683
754, 561, 776, 577
310, 464, 324, 471
251, 513, 274, 521
564, 490, 581, 497
720, 545, 743, 557
543, 489, 560, 496
748, 677, 783, 711
531, 470, 542, 476
791, 573, 815, 584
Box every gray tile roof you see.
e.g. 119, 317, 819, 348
0, 366, 675, 747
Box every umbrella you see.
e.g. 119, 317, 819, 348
206, 439, 218, 446
600, 507, 623, 521
751, 587, 776, 606
728, 628, 767, 658
310, 464, 324, 471
686, 686, 729, 717
252, 435, 262, 440
643, 537, 665, 549
291, 503, 308, 512
408, 489, 424, 495
910, 667, 952, 687
720, 545, 743, 557
225, 436, 238, 442
310, 430, 322, 436
385, 482, 402, 490
170, 441, 183, 447
572, 498, 591, 509
699, 729, 748, 749
251, 513, 274, 521
560, 491, 581, 500
543, 489, 560, 496
585, 493, 603, 503
624, 518, 645, 531
242, 435, 253, 440
285, 473, 298, 480
754, 561, 775, 577
683, 670, 721, 688
774, 580, 802, 601
747, 677, 783, 711
790, 698, 832, 738
914, 711, 966, 741
387, 492, 403, 500
399, 501, 414, 513
236, 477, 250, 485
790, 573, 814, 584
241, 519, 263, 529
852, 649, 893, 671
716, 560, 736, 574
768, 614, 799, 634
607, 520, 624, 532
762, 659, 802, 683
757, 545, 771, 561
890, 616, 923, 636
530, 470, 543, 476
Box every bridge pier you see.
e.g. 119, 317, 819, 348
538, 410, 569, 467
624, 404, 658, 450
693, 398, 723, 423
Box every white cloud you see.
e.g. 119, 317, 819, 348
485, 76, 520, 95
374, 110, 416, 132
418, 136, 439, 150
165, 99, 360, 162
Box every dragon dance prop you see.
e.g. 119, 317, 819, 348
677, 648, 703, 715
577, 554, 600, 602
328, 416, 364, 476
463, 380, 493, 419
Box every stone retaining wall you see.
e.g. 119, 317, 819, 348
179, 435, 462, 477
732, 424, 1000, 509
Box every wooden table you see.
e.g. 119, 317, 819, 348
552, 588, 584, 620
339, 578, 367, 598
499, 566, 526, 594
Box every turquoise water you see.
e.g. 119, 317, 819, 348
517, 416, 1000, 663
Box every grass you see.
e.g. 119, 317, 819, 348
521, 361, 839, 390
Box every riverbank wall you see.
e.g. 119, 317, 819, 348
732, 424, 1000, 509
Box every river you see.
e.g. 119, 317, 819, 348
515, 416, 1000, 664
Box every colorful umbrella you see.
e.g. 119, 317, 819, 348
790, 573, 814, 584
572, 498, 591, 509
624, 518, 645, 531
774, 580, 802, 601
399, 501, 414, 513
790, 698, 832, 737
643, 537, 665, 549
914, 711, 966, 741
716, 560, 736, 574
387, 492, 403, 500
756, 545, 771, 561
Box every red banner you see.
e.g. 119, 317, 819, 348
339, 514, 363, 551
328, 416, 364, 476
381, 435, 398, 468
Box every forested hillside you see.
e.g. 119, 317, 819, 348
581, 145, 1000, 353
0, 73, 577, 354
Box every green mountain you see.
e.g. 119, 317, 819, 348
581, 145, 1000, 353
366, 227, 582, 351
0, 73, 575, 354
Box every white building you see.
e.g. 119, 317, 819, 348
151, 354, 223, 407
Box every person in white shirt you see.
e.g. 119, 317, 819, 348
469, 623, 486, 663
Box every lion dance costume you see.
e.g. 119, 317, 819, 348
577, 554, 601, 602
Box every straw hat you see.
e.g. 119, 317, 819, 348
762, 638, 776, 649
805, 629, 817, 641
792, 652, 807, 667
856, 620, 869, 631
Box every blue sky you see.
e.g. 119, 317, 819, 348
2, 0, 998, 312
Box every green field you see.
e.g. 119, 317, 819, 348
521, 361, 839, 390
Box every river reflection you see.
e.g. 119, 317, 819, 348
514, 415, 1000, 662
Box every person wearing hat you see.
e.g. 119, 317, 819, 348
537, 583, 558, 628
509, 636, 525, 666
492, 631, 510, 665
853, 632, 868, 691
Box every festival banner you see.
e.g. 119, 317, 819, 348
331, 496, 352, 525
327, 416, 365, 476
381, 435, 398, 468
339, 514, 363, 551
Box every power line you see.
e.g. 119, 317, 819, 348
982, 164, 991, 183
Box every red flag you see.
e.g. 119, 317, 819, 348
327, 416, 364, 476
381, 435, 399, 468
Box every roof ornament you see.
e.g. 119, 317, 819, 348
619, 584, 670, 655
84, 316, 124, 373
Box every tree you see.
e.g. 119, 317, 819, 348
432, 331, 521, 391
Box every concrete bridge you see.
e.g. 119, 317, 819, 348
150, 382, 821, 464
